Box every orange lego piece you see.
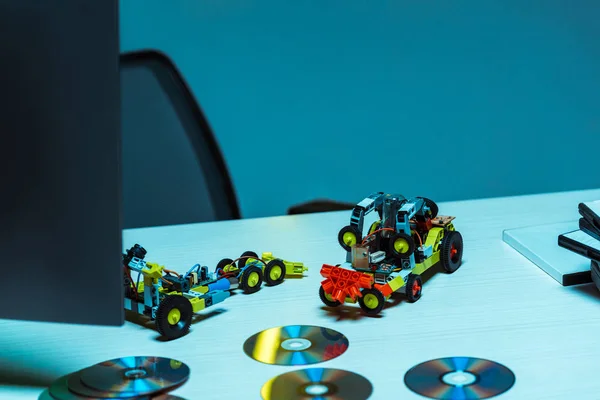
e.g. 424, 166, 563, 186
320, 264, 374, 303
374, 283, 393, 297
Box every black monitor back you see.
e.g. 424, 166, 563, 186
0, 1, 122, 325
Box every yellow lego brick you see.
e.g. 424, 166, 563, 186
191, 286, 208, 294
413, 251, 440, 275
189, 297, 205, 313
387, 275, 405, 292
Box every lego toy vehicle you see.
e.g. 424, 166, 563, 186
122, 244, 231, 340
319, 192, 463, 315
215, 251, 308, 293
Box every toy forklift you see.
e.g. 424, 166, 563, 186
319, 192, 464, 315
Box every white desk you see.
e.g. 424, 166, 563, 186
2, 189, 600, 400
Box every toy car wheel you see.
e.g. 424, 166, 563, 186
264, 259, 286, 286
441, 230, 463, 273
338, 225, 362, 251
405, 274, 422, 302
239, 265, 263, 294
358, 288, 385, 315
155, 295, 193, 340
238, 251, 258, 269
215, 258, 235, 273
319, 286, 341, 307
420, 197, 439, 219
389, 232, 415, 258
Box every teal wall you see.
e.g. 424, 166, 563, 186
121, 0, 600, 218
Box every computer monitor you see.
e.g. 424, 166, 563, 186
0, 0, 122, 325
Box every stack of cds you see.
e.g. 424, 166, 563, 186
558, 200, 600, 290
40, 356, 189, 400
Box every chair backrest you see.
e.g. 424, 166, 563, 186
120, 50, 240, 228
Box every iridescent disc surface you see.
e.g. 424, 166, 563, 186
49, 374, 104, 400
48, 371, 187, 400
243, 325, 349, 365
67, 370, 154, 399
261, 368, 372, 400
74, 356, 189, 397
404, 357, 516, 400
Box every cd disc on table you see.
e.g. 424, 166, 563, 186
37, 389, 56, 400
48, 372, 187, 400
243, 325, 349, 366
261, 368, 372, 400
404, 357, 515, 400
49, 373, 161, 400
49, 373, 104, 400
75, 356, 189, 397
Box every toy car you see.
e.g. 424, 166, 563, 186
215, 251, 308, 293
122, 244, 231, 340
319, 192, 463, 315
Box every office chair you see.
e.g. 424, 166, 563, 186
120, 50, 240, 228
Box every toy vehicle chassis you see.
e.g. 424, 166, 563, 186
123, 244, 230, 340
215, 250, 307, 294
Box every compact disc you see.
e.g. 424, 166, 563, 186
48, 372, 186, 400
49, 373, 102, 400
243, 325, 349, 365
67, 370, 153, 399
73, 356, 189, 397
404, 357, 515, 399
37, 389, 55, 400
261, 368, 372, 400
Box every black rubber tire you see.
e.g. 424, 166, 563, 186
216, 258, 234, 273
419, 197, 439, 219
441, 230, 463, 273
389, 232, 416, 258
405, 274, 423, 302
358, 288, 385, 315
238, 251, 258, 269
155, 295, 193, 340
239, 265, 263, 294
264, 259, 286, 286
338, 225, 362, 251
319, 286, 341, 307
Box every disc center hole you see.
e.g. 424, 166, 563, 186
124, 368, 147, 379
280, 338, 311, 351
442, 371, 477, 386
305, 383, 329, 396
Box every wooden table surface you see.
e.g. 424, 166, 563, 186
2, 189, 600, 400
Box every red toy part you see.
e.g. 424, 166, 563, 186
373, 282, 394, 297
323, 343, 349, 360
320, 264, 374, 303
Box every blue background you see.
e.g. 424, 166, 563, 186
120, 0, 600, 219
